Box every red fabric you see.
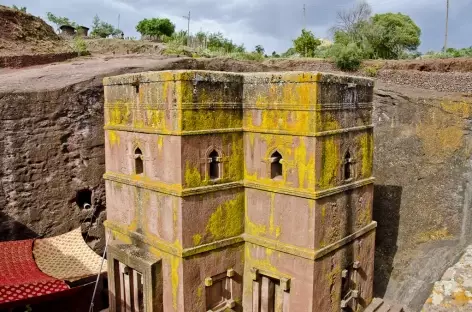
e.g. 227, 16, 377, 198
0, 239, 69, 304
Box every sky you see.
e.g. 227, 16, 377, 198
3, 0, 472, 53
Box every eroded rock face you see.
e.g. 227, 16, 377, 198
0, 83, 106, 251
372, 86, 472, 311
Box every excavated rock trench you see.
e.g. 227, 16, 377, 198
1, 55, 472, 311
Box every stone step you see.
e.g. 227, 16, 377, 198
377, 302, 392, 312
390, 304, 405, 312
365, 298, 385, 312
365, 298, 406, 312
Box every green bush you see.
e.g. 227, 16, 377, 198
424, 47, 472, 59
73, 37, 89, 56
363, 65, 381, 77
331, 43, 363, 71
229, 52, 264, 61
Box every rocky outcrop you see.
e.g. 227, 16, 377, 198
0, 52, 78, 68
0, 5, 73, 56
372, 84, 472, 311
423, 244, 472, 311
0, 82, 106, 250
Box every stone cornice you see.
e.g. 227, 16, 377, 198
104, 172, 374, 199
105, 220, 377, 260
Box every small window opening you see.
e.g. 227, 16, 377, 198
344, 151, 352, 181
76, 189, 92, 209
270, 151, 283, 180
135, 148, 144, 175
209, 150, 220, 180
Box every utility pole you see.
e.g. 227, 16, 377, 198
303, 4, 307, 57
443, 0, 449, 51
182, 11, 191, 46
117, 14, 120, 30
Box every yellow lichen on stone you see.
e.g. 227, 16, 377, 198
192, 234, 202, 246
294, 82, 317, 108
171, 256, 180, 310
223, 133, 244, 181
196, 285, 203, 303
359, 132, 373, 177
128, 173, 182, 194
108, 100, 131, 125
294, 138, 315, 189
184, 161, 203, 188
417, 228, 453, 243
248, 132, 255, 150
244, 243, 280, 276
206, 193, 244, 240
110, 229, 133, 244
416, 105, 465, 161
244, 109, 314, 134
146, 109, 166, 131
108, 130, 120, 146
244, 133, 319, 193
440, 100, 472, 119
453, 290, 469, 305
182, 109, 242, 132
319, 136, 338, 189
245, 194, 267, 236
326, 264, 342, 311
356, 196, 372, 228
317, 112, 339, 132
417, 122, 463, 160
157, 136, 164, 151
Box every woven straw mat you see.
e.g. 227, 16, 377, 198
33, 228, 107, 282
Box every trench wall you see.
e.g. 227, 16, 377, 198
0, 83, 106, 250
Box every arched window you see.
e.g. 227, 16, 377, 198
209, 150, 220, 180
344, 151, 352, 181
270, 151, 283, 180
135, 148, 144, 175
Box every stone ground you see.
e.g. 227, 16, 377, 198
423, 245, 472, 311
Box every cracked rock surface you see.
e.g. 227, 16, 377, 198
423, 245, 472, 311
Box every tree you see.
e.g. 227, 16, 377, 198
204, 32, 244, 53
195, 31, 207, 49
11, 5, 26, 13
368, 13, 421, 59
90, 15, 122, 38
46, 12, 77, 30
281, 47, 297, 57
330, 1, 421, 60
271, 51, 280, 58
293, 29, 321, 57
136, 18, 175, 40
332, 0, 372, 35
255, 45, 265, 54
